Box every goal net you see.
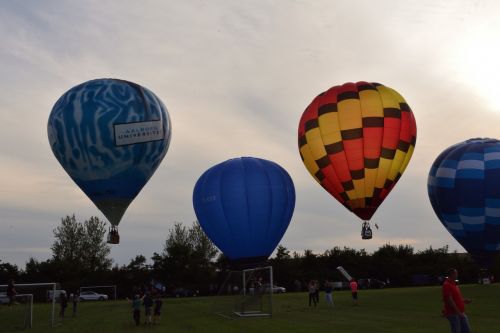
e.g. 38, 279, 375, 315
213, 266, 273, 318
0, 294, 33, 331
0, 283, 57, 331
79, 285, 117, 300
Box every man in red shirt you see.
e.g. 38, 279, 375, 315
350, 279, 358, 305
442, 268, 472, 333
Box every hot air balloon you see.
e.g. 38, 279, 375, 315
192, 157, 295, 266
298, 82, 417, 239
48, 78, 172, 244
428, 138, 500, 268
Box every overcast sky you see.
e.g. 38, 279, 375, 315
2, 0, 500, 268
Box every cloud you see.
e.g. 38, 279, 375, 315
1, 1, 500, 266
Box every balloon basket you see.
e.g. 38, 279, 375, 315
107, 227, 120, 244
361, 221, 372, 240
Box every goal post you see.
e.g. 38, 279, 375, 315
214, 266, 273, 318
17, 293, 33, 329
79, 285, 117, 300
0, 282, 57, 328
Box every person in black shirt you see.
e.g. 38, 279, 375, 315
6, 279, 16, 306
59, 291, 68, 318
153, 296, 163, 325
143, 292, 153, 325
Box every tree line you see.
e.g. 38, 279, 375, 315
1, 215, 498, 298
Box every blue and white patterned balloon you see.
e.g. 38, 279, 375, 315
428, 138, 500, 266
48, 78, 172, 226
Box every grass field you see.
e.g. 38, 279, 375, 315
1, 284, 499, 332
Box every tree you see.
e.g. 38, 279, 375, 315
51, 215, 112, 273
127, 255, 149, 271
0, 260, 19, 281
152, 221, 219, 290
275, 245, 291, 260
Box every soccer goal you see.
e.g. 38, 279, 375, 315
79, 285, 117, 300
0, 294, 33, 331
214, 266, 273, 318
0, 282, 57, 330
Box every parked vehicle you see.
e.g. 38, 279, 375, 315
358, 278, 386, 289
0, 292, 9, 304
79, 291, 108, 301
262, 284, 286, 293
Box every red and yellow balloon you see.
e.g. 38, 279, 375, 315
298, 82, 417, 234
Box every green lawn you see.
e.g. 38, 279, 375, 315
2, 284, 499, 332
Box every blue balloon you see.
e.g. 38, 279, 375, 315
48, 78, 171, 227
428, 138, 500, 265
193, 157, 295, 262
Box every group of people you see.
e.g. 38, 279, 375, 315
307, 268, 473, 333
129, 291, 163, 326
308, 280, 335, 307
58, 290, 80, 318
308, 279, 359, 307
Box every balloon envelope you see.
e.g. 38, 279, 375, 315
428, 138, 500, 263
48, 78, 171, 227
298, 82, 417, 222
193, 157, 295, 262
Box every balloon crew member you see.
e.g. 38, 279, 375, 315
59, 291, 68, 318
308, 281, 317, 307
143, 292, 153, 325
442, 268, 472, 333
6, 279, 16, 306
314, 280, 320, 305
130, 295, 142, 326
153, 295, 163, 325
350, 279, 358, 305
324, 280, 334, 306
72, 291, 79, 316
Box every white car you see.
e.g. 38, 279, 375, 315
0, 292, 9, 304
262, 284, 286, 293
79, 291, 109, 301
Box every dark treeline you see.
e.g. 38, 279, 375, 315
1, 216, 499, 298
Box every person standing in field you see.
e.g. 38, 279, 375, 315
314, 280, 320, 305
324, 280, 334, 306
442, 268, 472, 333
308, 280, 317, 307
143, 292, 153, 325
153, 295, 163, 325
130, 294, 142, 326
71, 291, 79, 316
350, 279, 358, 305
6, 279, 16, 306
59, 291, 68, 318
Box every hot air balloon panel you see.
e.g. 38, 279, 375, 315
298, 82, 417, 221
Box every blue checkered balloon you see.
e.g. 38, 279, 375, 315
428, 138, 500, 261
48, 79, 171, 226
